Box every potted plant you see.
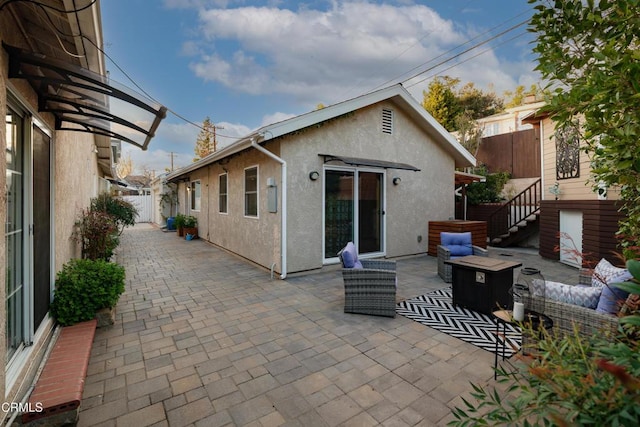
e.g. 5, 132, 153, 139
174, 213, 186, 237
159, 185, 178, 229
183, 215, 198, 240
50, 258, 126, 327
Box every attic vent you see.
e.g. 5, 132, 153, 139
382, 108, 394, 134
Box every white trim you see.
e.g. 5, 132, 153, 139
218, 172, 228, 214
5, 89, 56, 395
243, 165, 259, 218
249, 139, 287, 279
322, 166, 386, 265
190, 179, 201, 212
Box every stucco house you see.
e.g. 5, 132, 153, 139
166, 84, 475, 277
0, 1, 165, 421
521, 111, 624, 268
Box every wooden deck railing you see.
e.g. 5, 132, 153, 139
487, 178, 542, 241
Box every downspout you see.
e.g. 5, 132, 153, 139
251, 137, 287, 279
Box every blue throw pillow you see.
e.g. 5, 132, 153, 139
596, 285, 629, 315
441, 232, 473, 256
341, 242, 358, 268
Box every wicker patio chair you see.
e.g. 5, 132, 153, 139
437, 232, 488, 282
338, 242, 397, 318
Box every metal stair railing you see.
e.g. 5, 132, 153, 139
487, 178, 542, 241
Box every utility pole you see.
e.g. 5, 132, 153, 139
211, 124, 224, 152
169, 152, 177, 171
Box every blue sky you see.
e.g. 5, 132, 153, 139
101, 0, 540, 175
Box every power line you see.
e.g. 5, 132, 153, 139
358, 8, 534, 97
404, 30, 530, 89
12, 0, 242, 141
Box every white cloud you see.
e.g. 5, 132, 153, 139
187, 2, 470, 106
260, 112, 297, 127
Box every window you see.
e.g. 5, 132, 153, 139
382, 108, 394, 134
219, 173, 228, 213
244, 166, 258, 217
190, 180, 201, 211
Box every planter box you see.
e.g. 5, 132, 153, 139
184, 227, 198, 240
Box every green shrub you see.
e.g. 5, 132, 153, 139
466, 171, 511, 205
183, 215, 197, 228
91, 193, 138, 235
74, 209, 119, 260
174, 213, 186, 229
50, 259, 125, 326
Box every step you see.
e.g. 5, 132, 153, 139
21, 319, 97, 426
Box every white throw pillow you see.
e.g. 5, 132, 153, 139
591, 258, 632, 289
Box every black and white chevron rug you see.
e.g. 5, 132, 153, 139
397, 288, 521, 357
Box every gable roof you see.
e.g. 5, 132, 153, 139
167, 84, 475, 182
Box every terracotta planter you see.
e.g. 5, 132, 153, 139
177, 226, 184, 237
184, 227, 198, 240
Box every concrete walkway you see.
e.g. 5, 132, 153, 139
78, 224, 578, 426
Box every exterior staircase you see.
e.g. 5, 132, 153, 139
487, 178, 542, 247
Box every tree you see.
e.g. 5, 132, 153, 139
455, 112, 483, 156
458, 82, 503, 120
422, 76, 461, 131
503, 83, 546, 108
530, 0, 640, 257
422, 77, 504, 133
194, 116, 218, 162
115, 152, 134, 180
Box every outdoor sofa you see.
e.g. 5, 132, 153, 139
522, 259, 631, 339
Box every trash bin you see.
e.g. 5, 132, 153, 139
166, 216, 175, 230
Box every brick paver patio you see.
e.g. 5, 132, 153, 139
78, 224, 577, 426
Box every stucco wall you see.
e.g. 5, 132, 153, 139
181, 147, 283, 272
54, 132, 103, 271
282, 100, 456, 272
175, 100, 460, 275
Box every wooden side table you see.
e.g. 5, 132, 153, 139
445, 255, 522, 315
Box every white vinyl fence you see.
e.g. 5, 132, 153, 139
122, 195, 153, 223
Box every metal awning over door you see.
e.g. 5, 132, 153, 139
319, 154, 420, 171
4, 43, 167, 150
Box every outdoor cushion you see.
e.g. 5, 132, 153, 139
596, 285, 630, 315
541, 281, 601, 309
591, 258, 632, 289
440, 232, 473, 257
341, 242, 358, 268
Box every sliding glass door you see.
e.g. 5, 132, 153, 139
324, 168, 384, 260
5, 96, 53, 372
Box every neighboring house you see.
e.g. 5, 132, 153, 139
476, 99, 545, 137
522, 111, 623, 268
0, 1, 165, 420
166, 84, 475, 277
121, 174, 152, 195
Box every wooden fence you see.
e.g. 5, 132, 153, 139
476, 129, 540, 178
